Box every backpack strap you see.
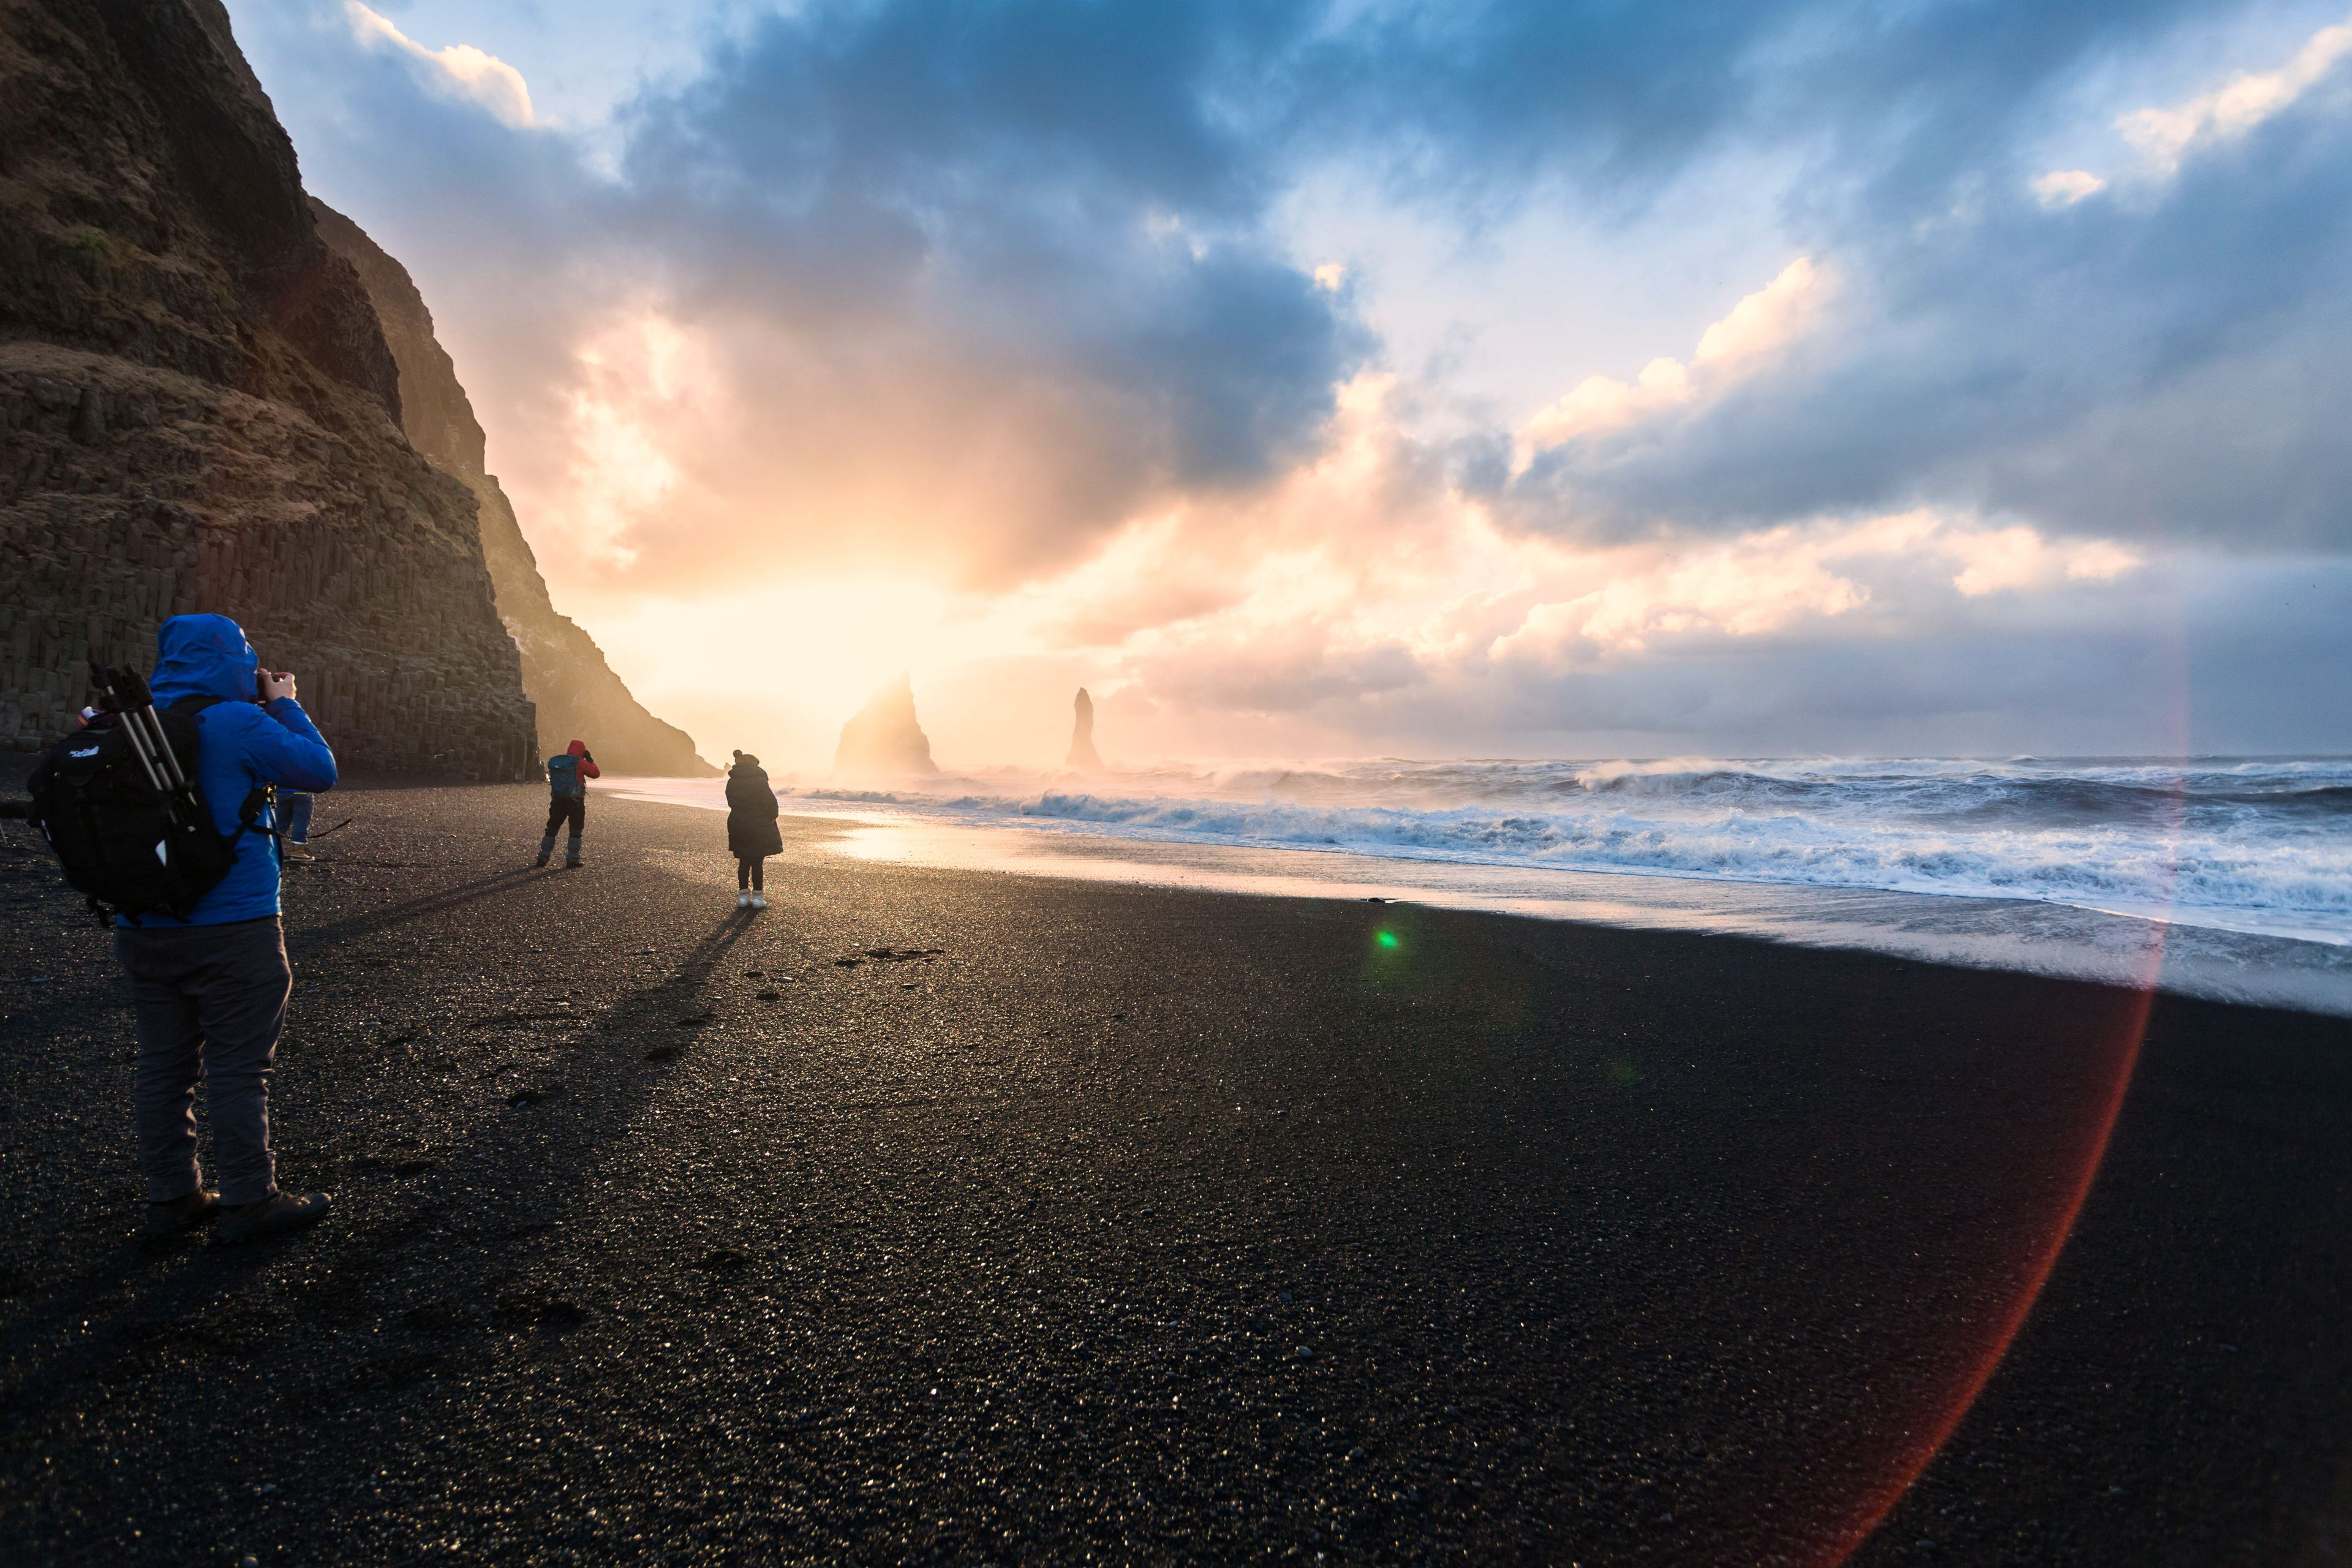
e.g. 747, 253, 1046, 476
243, 785, 281, 836
162, 694, 283, 845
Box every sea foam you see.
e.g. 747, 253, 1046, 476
760, 756, 2352, 946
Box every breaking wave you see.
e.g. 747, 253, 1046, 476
769, 756, 2352, 945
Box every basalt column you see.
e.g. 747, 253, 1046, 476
311, 201, 712, 776
0, 0, 536, 777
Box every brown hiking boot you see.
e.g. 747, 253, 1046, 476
143, 1189, 220, 1238
213, 1191, 331, 1246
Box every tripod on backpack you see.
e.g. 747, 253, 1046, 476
29, 662, 284, 922
89, 661, 207, 832
21, 663, 244, 925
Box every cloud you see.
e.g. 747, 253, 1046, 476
281, 0, 2352, 577
320, 0, 1376, 592
2030, 168, 2106, 206
344, 2, 536, 127
1491, 529, 1869, 660
997, 384, 2160, 746
1946, 526, 2138, 597
2119, 12, 2352, 172
1496, 12, 2352, 556
1516, 356, 1696, 456
1692, 255, 1830, 366
1515, 257, 1830, 462
1044, 489, 2189, 759
1479, 509, 2139, 667
232, 0, 2352, 759
2026, 15, 2352, 211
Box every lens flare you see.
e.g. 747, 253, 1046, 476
1822, 565, 2190, 1566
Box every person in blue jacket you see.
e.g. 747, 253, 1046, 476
117, 614, 338, 1245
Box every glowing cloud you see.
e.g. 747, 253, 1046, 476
549, 310, 712, 571
556, 358, 2154, 765
1479, 511, 2139, 667
1691, 257, 1829, 368
2117, 12, 2352, 172
1515, 257, 1830, 464
255, 0, 2349, 763
1947, 527, 2140, 597
2031, 169, 2107, 208
1495, 530, 1868, 660
344, 2, 536, 128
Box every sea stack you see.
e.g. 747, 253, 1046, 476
0, 0, 535, 775
835, 674, 937, 775
1068, 687, 1103, 769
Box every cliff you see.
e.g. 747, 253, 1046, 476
310, 202, 712, 775
835, 675, 937, 775
0, 0, 535, 775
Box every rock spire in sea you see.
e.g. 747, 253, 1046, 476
1068, 687, 1104, 770
835, 674, 937, 775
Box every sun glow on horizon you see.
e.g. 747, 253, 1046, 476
579, 572, 1111, 774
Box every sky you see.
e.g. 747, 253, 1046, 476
223, 0, 2352, 770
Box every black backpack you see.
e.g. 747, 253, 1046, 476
26, 689, 262, 924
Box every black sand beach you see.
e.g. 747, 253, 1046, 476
1, 783, 2346, 1566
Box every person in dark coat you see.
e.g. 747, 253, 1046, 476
725, 750, 782, 910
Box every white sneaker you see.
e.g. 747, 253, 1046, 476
736, 892, 750, 909
750, 894, 767, 910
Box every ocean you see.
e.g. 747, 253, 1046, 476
611, 756, 2352, 1016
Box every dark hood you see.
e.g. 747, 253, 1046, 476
150, 614, 258, 707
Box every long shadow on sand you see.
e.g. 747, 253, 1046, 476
291, 866, 540, 946
0, 1234, 299, 1438
0, 909, 763, 1438
268, 907, 769, 1343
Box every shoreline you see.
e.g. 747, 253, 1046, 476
3, 781, 2347, 1564
605, 778, 2352, 1018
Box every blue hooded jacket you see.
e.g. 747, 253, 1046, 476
123, 614, 338, 927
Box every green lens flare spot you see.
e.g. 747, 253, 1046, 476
1376, 930, 1399, 949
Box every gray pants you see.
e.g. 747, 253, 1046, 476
116, 917, 292, 1205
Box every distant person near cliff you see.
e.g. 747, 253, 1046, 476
726, 750, 783, 910
537, 740, 600, 868
105, 616, 337, 1245
279, 790, 316, 862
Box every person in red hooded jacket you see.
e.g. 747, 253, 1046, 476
535, 739, 600, 867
